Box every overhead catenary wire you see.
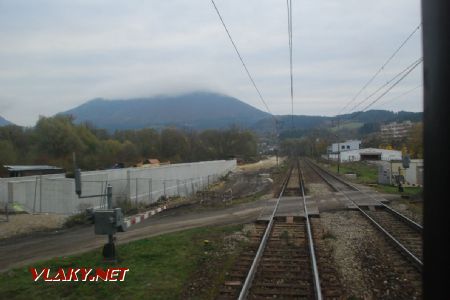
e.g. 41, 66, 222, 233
349, 58, 422, 120
338, 23, 422, 115
348, 57, 423, 113
374, 84, 422, 109
210, 0, 274, 118
333, 58, 422, 138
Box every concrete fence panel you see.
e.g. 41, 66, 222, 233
3, 160, 236, 215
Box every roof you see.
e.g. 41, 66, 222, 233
340, 148, 402, 155
359, 148, 401, 153
3, 165, 64, 172
332, 140, 361, 144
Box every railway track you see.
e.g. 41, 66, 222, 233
304, 158, 423, 271
218, 164, 329, 299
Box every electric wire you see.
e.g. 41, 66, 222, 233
348, 57, 423, 113
349, 58, 422, 120
374, 84, 422, 109
210, 0, 274, 118
338, 23, 422, 115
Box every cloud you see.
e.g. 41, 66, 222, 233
0, 0, 422, 126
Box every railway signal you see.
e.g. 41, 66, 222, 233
73, 153, 126, 262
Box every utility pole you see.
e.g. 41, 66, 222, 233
337, 118, 341, 174
275, 148, 279, 167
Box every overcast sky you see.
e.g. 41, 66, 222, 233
0, 0, 423, 126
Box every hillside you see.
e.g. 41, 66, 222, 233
0, 116, 13, 126
252, 115, 329, 134
254, 110, 422, 134
338, 110, 423, 123
60, 91, 422, 133
61, 92, 270, 131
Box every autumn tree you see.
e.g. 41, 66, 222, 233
160, 128, 189, 162
0, 116, 260, 172
406, 122, 423, 158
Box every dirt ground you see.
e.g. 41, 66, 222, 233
189, 156, 282, 208
0, 213, 67, 240
237, 156, 284, 172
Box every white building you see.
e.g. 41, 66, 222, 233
378, 159, 423, 186
327, 148, 402, 163
327, 140, 361, 154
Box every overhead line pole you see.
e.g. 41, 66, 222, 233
337, 118, 340, 173
287, 0, 294, 130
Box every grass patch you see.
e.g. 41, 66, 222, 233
374, 184, 423, 196
0, 224, 244, 299
322, 161, 378, 184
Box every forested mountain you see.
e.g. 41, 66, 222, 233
338, 110, 423, 123
0, 94, 423, 171
61, 92, 270, 131
60, 91, 421, 134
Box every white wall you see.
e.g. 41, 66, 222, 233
0, 160, 236, 215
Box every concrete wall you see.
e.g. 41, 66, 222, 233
0, 160, 236, 215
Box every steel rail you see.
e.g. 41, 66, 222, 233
305, 159, 423, 271
298, 161, 323, 300
306, 158, 422, 232
237, 166, 292, 300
